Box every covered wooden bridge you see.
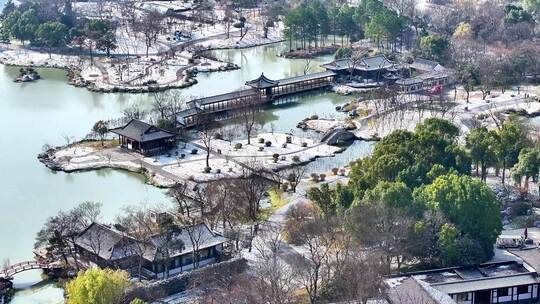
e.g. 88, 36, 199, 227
176, 71, 336, 128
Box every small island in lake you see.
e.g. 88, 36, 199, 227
14, 67, 40, 83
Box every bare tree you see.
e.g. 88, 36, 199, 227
252, 223, 296, 304
195, 111, 216, 169
190, 260, 256, 303
35, 202, 102, 271
346, 202, 415, 271
238, 96, 261, 145
116, 207, 156, 281
152, 91, 171, 121
167, 182, 193, 218
135, 10, 164, 58
238, 159, 271, 222
290, 216, 336, 304
123, 105, 146, 121
285, 165, 306, 193
176, 220, 215, 270
223, 4, 235, 39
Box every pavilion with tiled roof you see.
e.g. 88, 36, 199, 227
110, 119, 176, 156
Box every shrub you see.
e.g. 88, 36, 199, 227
292, 155, 300, 162
265, 141, 272, 147
213, 133, 222, 140
311, 173, 319, 182
287, 173, 297, 182
301, 142, 308, 147
191, 149, 198, 154
310, 114, 319, 120
228, 167, 233, 172
216, 168, 221, 174
282, 143, 287, 148
281, 156, 286, 161
273, 153, 280, 160
286, 136, 292, 144
258, 147, 264, 151
188, 175, 195, 181
234, 143, 242, 150
331, 168, 339, 175
512, 202, 531, 217
339, 168, 346, 176
203, 167, 211, 173
282, 183, 289, 191
319, 173, 326, 181
258, 138, 265, 143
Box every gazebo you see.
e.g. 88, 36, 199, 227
246, 73, 279, 97
110, 119, 176, 156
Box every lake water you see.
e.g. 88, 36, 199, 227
0, 42, 372, 303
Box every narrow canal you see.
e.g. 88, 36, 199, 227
0, 42, 372, 303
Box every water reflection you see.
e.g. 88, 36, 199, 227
0, 41, 374, 303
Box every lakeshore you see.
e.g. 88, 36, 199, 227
0, 41, 365, 303
38, 133, 343, 188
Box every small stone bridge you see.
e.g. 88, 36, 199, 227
0, 260, 57, 279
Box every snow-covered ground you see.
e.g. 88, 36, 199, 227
1, 2, 282, 92
163, 158, 245, 181
194, 133, 341, 171
355, 109, 458, 139
0, 48, 81, 69
194, 25, 283, 50
300, 119, 347, 133
44, 133, 341, 186
352, 88, 538, 140
143, 142, 205, 165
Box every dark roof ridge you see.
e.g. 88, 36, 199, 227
386, 260, 526, 278
429, 272, 538, 287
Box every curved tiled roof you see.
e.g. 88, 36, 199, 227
110, 119, 176, 142
246, 73, 279, 89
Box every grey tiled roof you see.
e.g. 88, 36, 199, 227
75, 223, 138, 261
145, 223, 227, 262
246, 73, 279, 89
76, 222, 227, 263
432, 274, 539, 295
110, 119, 175, 142
189, 89, 259, 106
321, 55, 395, 72
277, 71, 336, 86
387, 277, 456, 304
410, 58, 444, 72
385, 261, 538, 303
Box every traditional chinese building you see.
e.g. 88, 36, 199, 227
75, 222, 227, 279
110, 119, 176, 156
321, 54, 399, 82
384, 260, 540, 304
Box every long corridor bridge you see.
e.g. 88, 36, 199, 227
176, 71, 336, 128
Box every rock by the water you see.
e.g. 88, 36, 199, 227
15, 67, 41, 82
322, 129, 357, 146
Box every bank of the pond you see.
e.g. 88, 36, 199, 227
0, 41, 372, 303
0, 66, 169, 303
